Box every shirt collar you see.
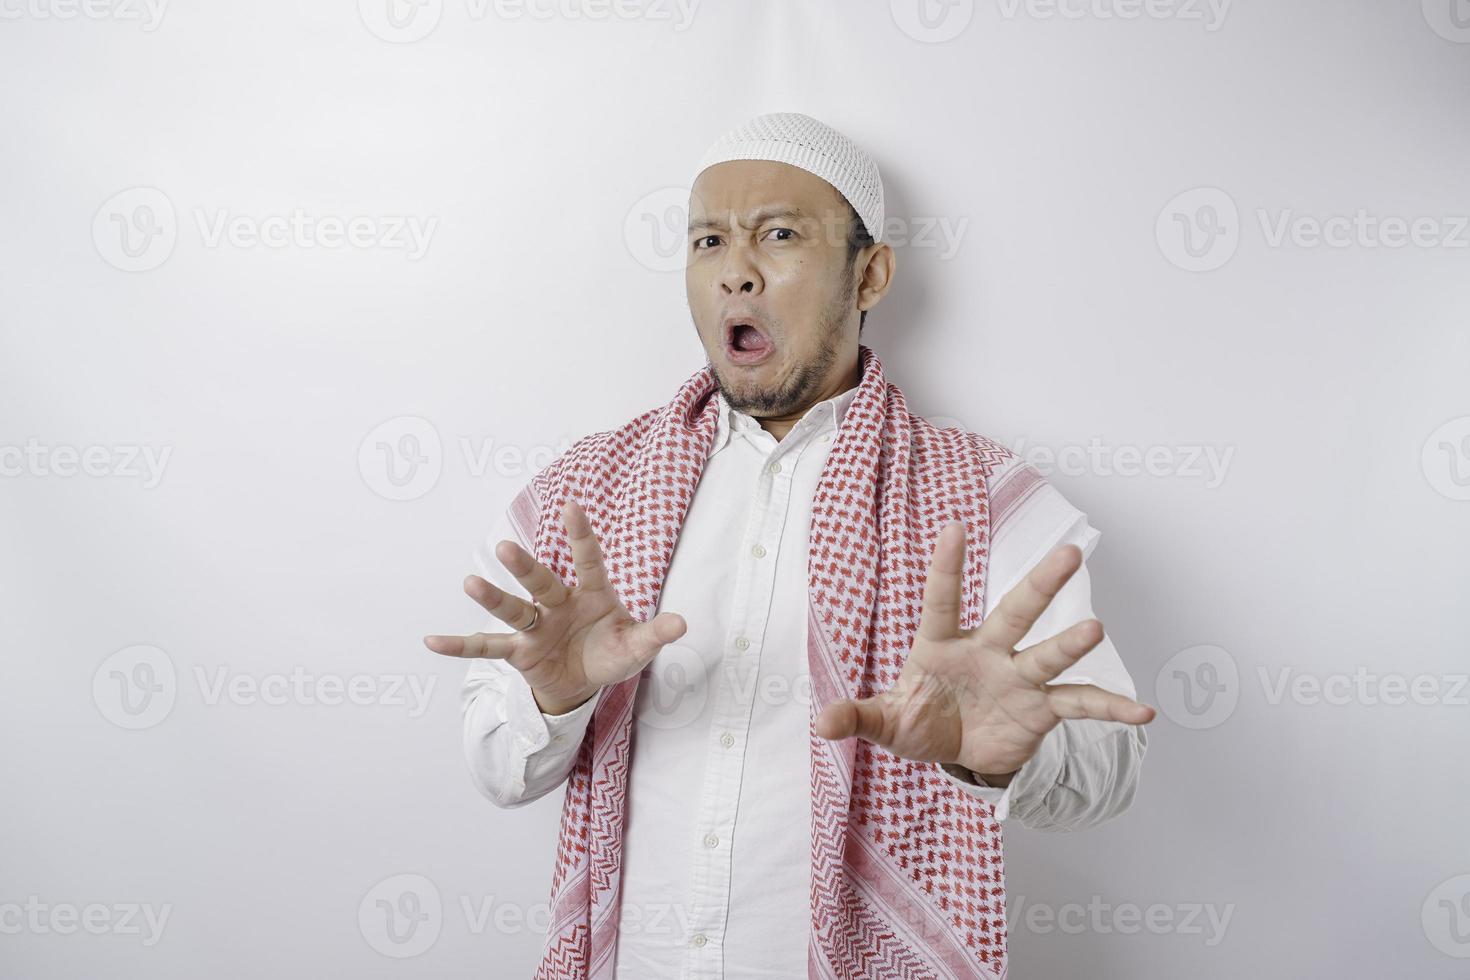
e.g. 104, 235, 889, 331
709, 382, 860, 455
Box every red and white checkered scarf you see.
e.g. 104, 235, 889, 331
508, 344, 1026, 979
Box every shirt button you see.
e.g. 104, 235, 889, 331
720, 732, 735, 748
768, 461, 781, 474
734, 636, 750, 650
691, 933, 708, 948
751, 544, 766, 558
703, 833, 720, 848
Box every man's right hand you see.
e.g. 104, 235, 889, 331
424, 498, 687, 715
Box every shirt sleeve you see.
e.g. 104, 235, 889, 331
460, 503, 602, 808
936, 475, 1148, 831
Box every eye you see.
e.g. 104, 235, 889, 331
692, 235, 722, 251
765, 227, 796, 242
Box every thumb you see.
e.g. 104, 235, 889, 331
814, 697, 891, 745
626, 612, 687, 668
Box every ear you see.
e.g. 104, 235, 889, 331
856, 242, 897, 314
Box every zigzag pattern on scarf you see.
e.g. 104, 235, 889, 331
516, 346, 1027, 978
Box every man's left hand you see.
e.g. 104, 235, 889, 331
813, 522, 1156, 785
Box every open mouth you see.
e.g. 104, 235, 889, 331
723, 316, 774, 365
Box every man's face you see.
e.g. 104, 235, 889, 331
685, 160, 865, 418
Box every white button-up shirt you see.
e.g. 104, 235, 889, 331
460, 384, 1146, 979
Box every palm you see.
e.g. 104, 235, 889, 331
814, 522, 1155, 781
424, 499, 687, 713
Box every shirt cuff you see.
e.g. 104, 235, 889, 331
505, 676, 602, 756
937, 725, 1067, 823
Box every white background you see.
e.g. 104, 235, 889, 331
2, 0, 1468, 976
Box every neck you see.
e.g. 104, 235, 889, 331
759, 353, 862, 442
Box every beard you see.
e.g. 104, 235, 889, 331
706, 266, 857, 418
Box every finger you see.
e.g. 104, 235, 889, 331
916, 521, 966, 642
561, 498, 612, 595
1012, 618, 1105, 687
980, 544, 1083, 653
622, 612, 689, 669
492, 540, 571, 609
423, 631, 517, 659
464, 574, 542, 632
463, 574, 541, 631
813, 696, 892, 745
1046, 682, 1157, 725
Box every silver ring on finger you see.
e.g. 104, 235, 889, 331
516, 601, 542, 633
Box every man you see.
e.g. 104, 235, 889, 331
426, 112, 1154, 980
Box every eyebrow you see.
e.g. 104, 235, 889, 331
687, 206, 809, 234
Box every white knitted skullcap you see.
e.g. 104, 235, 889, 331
693, 111, 885, 243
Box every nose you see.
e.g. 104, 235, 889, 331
719, 239, 762, 296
